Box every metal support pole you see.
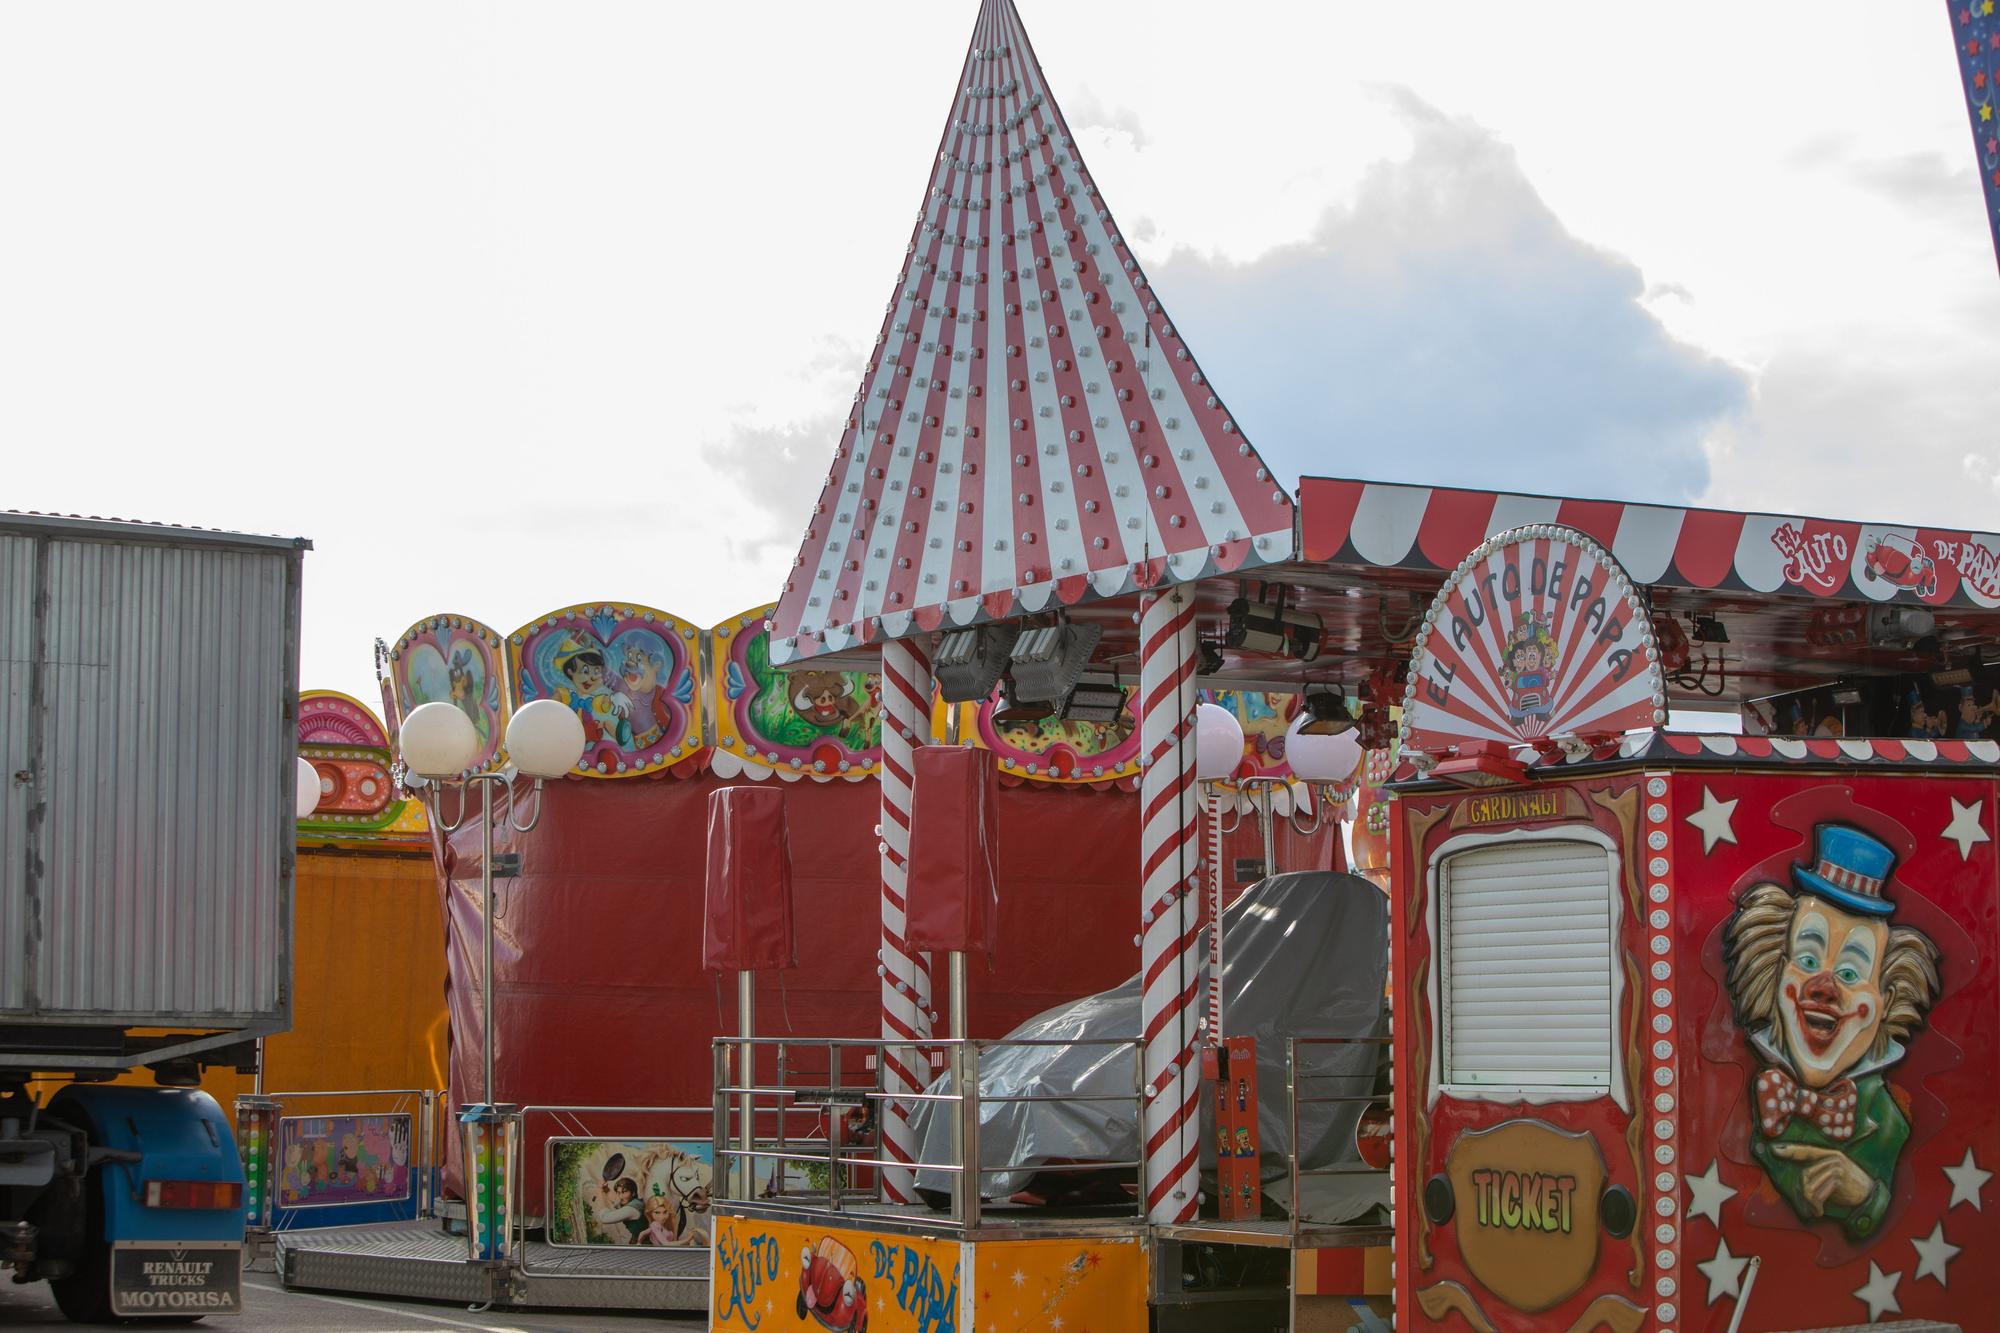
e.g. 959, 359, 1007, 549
948, 950, 969, 1223
737, 970, 755, 1198
1260, 784, 1277, 880
481, 777, 496, 1107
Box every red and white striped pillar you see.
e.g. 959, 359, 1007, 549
1138, 590, 1204, 1224
878, 638, 935, 1203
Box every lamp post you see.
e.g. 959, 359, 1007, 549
399, 699, 584, 1267
401, 699, 585, 1105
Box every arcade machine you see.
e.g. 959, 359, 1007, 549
1390, 524, 1996, 1333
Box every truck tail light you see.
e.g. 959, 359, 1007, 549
143, 1180, 244, 1210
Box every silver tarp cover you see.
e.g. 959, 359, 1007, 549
912, 871, 1388, 1219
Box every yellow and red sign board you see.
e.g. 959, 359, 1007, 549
709, 1211, 1144, 1332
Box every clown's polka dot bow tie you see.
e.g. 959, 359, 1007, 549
1757, 1067, 1858, 1141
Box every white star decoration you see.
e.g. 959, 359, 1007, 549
1942, 797, 1990, 861
1687, 787, 1739, 854
1946, 1148, 1992, 1210
1697, 1237, 1750, 1305
1685, 1159, 1737, 1225
1912, 1221, 1959, 1286
1011, 1267, 1028, 1287
1853, 1261, 1902, 1322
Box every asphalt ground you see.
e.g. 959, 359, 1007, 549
0, 1278, 705, 1331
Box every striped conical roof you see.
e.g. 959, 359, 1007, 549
768, 0, 1296, 665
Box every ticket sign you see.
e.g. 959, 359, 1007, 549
1401, 526, 1665, 757
1442, 1119, 1606, 1314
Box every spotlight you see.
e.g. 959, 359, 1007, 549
1868, 605, 1936, 649
991, 674, 1054, 726
1224, 593, 1323, 662
935, 623, 1021, 703
1692, 614, 1729, 645
1296, 690, 1355, 736
1008, 621, 1102, 704
1060, 673, 1129, 725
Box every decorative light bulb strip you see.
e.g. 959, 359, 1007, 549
234, 1097, 280, 1232
1139, 590, 1203, 1224
878, 638, 935, 1203
459, 1104, 518, 1266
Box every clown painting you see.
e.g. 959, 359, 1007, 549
1723, 824, 1941, 1240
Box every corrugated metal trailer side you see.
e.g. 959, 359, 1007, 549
1, 514, 306, 1062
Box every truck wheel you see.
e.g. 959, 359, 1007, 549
47, 1168, 114, 1324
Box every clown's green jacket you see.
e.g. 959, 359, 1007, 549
1750, 1073, 1906, 1239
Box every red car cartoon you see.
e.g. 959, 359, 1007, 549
796, 1235, 868, 1332
1863, 533, 1939, 598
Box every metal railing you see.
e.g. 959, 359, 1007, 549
252, 1088, 445, 1227
710, 1035, 1147, 1232
1283, 1035, 1392, 1245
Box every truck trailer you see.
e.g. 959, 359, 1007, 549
1, 512, 307, 1321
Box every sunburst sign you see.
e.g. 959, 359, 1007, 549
1399, 525, 1666, 756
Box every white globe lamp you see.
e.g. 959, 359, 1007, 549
295, 756, 322, 820
1286, 712, 1362, 784
401, 701, 481, 779
1193, 702, 1245, 782
506, 699, 588, 779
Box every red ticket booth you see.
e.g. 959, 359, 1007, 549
1391, 525, 1998, 1332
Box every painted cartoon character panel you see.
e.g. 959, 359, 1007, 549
277, 1115, 412, 1208
714, 608, 880, 775
388, 614, 507, 774
1723, 824, 1940, 1240
1677, 774, 1998, 1330
546, 1139, 715, 1247
510, 604, 701, 777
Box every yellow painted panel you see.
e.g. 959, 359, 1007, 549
711, 1212, 959, 1332
968, 1234, 1147, 1333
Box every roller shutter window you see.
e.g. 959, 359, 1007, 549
1441, 839, 1614, 1089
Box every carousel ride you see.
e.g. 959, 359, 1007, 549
254, 2, 2000, 1330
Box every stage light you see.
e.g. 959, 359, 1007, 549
1692, 614, 1729, 645
991, 674, 1054, 726
1224, 594, 1323, 662
1059, 674, 1129, 726
1009, 620, 1102, 704
1296, 690, 1355, 736
935, 623, 1022, 703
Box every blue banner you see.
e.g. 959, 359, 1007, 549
1949, 0, 2000, 270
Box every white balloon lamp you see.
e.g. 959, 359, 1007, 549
506, 699, 588, 779
1193, 702, 1245, 782
295, 756, 322, 820
400, 701, 481, 779
1285, 713, 1363, 783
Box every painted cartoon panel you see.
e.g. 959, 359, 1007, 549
508, 603, 703, 778
385, 613, 508, 776
1676, 773, 1999, 1329
546, 1139, 715, 1248
278, 1114, 412, 1209
710, 606, 880, 779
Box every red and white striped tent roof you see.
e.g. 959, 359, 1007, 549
766, 0, 1297, 667
1299, 477, 2000, 608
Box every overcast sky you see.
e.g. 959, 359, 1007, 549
3, 2, 1994, 708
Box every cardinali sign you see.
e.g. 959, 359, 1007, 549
1401, 525, 1666, 758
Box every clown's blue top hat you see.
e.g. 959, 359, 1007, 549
1792, 824, 1897, 917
